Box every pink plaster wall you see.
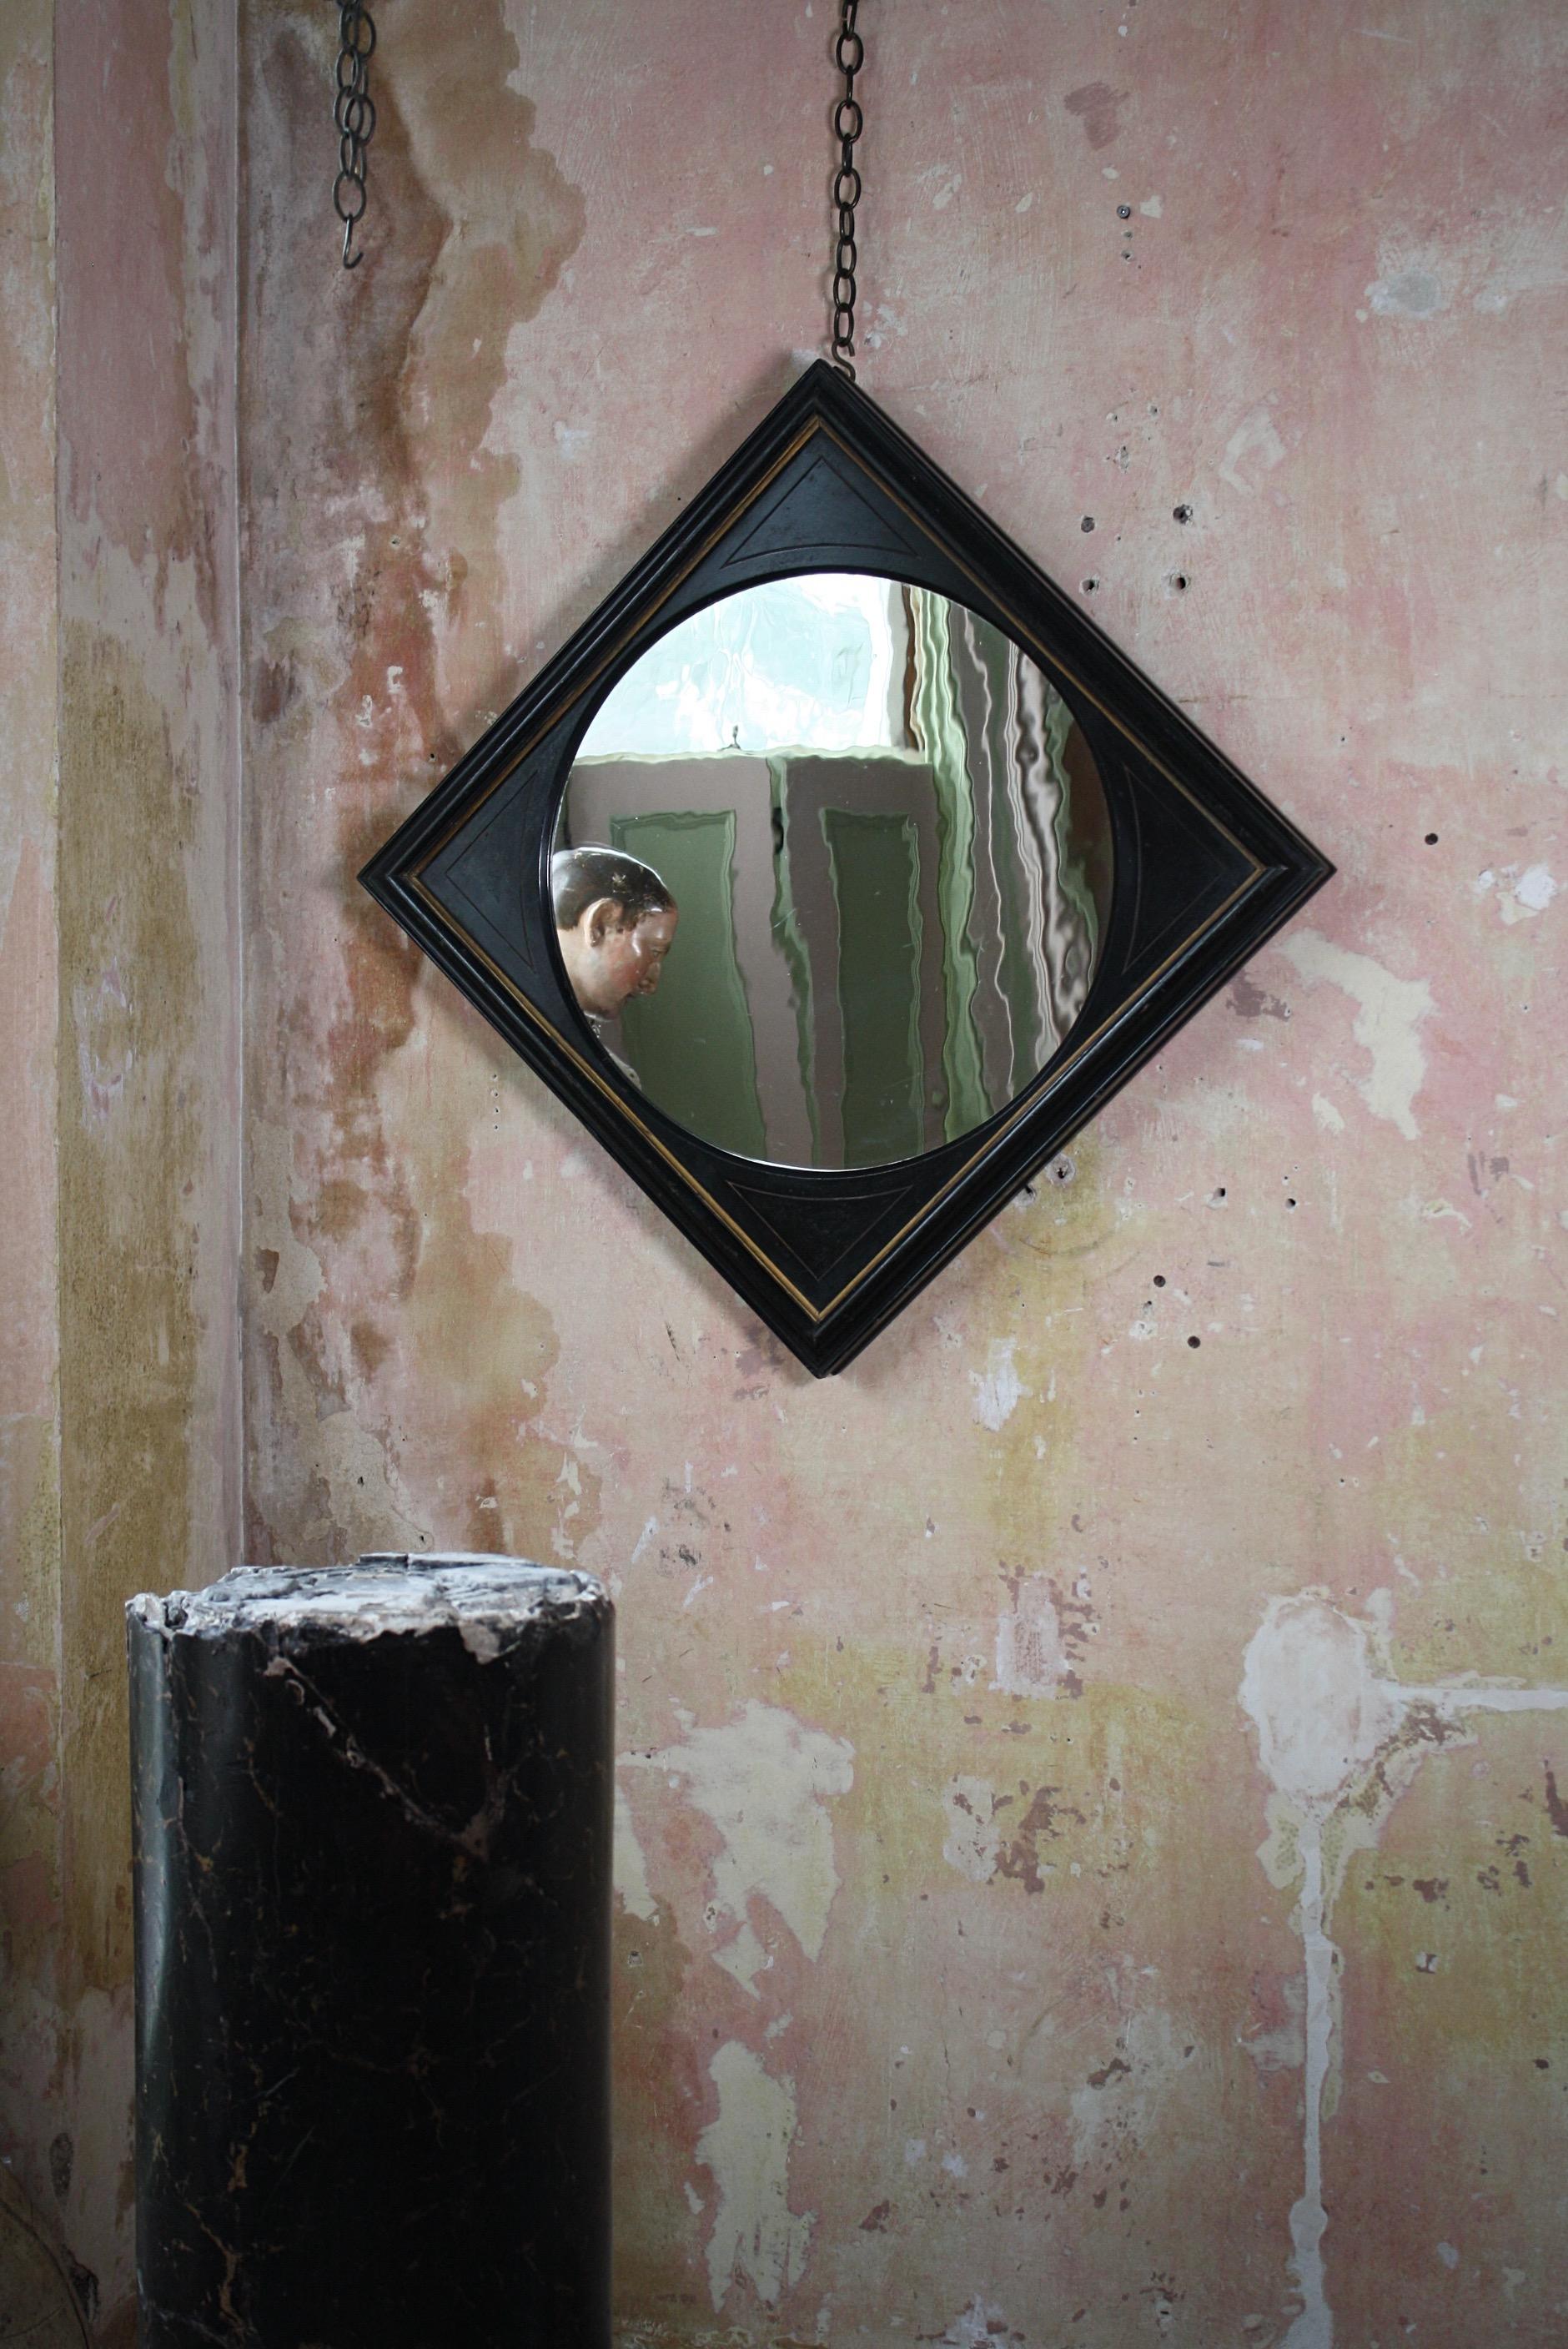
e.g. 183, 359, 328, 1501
4, 0, 1564, 2342
239, 2, 1566, 2341
238, 4, 1567, 2341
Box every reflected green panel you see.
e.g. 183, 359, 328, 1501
767, 758, 824, 1168
908, 589, 988, 1144
612, 812, 766, 1159
561, 572, 1116, 1170
824, 810, 924, 1167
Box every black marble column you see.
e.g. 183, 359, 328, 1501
127, 1554, 613, 2349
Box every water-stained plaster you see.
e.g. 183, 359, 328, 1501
0, 2, 241, 2336
3, 0, 1560, 2341
0, 24, 64, 2297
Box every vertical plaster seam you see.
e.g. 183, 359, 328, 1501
47, 0, 68, 1843
225, 0, 245, 1572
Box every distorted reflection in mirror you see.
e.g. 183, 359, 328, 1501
552, 573, 1113, 1171
362, 361, 1330, 1373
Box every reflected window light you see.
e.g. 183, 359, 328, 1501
580, 574, 902, 758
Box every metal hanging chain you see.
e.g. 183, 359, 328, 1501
830, 0, 863, 377
333, 4, 378, 269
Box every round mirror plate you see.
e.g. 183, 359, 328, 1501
553, 572, 1113, 1170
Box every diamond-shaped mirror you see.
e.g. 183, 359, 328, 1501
361, 363, 1330, 1374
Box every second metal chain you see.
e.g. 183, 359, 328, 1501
334, 4, 378, 269
830, 0, 863, 377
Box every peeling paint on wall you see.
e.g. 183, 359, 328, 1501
1244, 1591, 1568, 2347
3, 0, 1557, 2341
633, 1701, 853, 1995
1278, 933, 1435, 1141
696, 2041, 813, 2312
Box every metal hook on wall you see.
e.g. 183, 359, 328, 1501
332, 4, 377, 271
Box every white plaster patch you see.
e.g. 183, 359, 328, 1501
614, 1780, 659, 1923
696, 2042, 813, 2311
942, 1774, 1001, 1882
971, 1336, 1025, 1429
1366, 267, 1445, 319
1242, 1591, 1568, 2349
73, 964, 133, 1117
1282, 1814, 1334, 2349
993, 1574, 1064, 1698
1241, 1597, 1404, 1811
637, 1701, 853, 1994
1277, 932, 1433, 1141
1311, 1092, 1345, 1134
1239, 1975, 1307, 2075
1218, 403, 1287, 492
936, 2299, 1011, 2346
250, 1124, 428, 1554
1139, 193, 1163, 217
1069, 2008, 1189, 2173
1512, 863, 1557, 914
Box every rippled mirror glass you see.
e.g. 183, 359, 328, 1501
553, 574, 1113, 1169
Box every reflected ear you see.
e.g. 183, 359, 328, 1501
581, 896, 618, 948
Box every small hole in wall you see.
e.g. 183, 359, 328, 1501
1117, 204, 1132, 219
1081, 576, 1099, 593
1169, 573, 1189, 592
1153, 1274, 1166, 1287
1286, 1197, 1297, 1210
1173, 503, 1194, 524
1188, 1335, 1201, 1349
1425, 832, 1439, 845
1046, 1153, 1078, 1187
1081, 516, 1096, 532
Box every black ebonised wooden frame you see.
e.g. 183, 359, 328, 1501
360, 361, 1331, 1375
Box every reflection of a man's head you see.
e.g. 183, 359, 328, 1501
551, 846, 678, 1024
